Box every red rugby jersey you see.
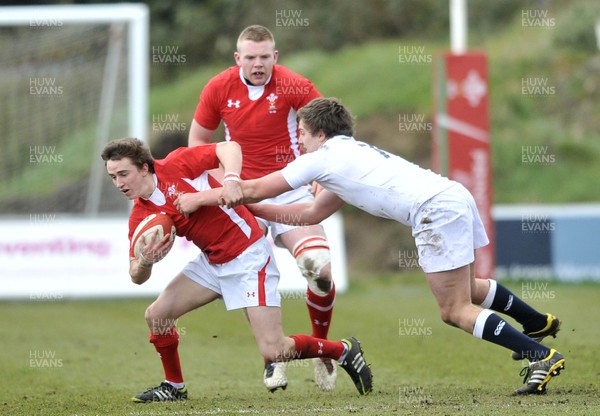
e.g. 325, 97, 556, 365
128, 144, 262, 264
193, 64, 322, 179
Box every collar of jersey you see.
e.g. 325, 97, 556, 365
239, 67, 272, 100
142, 173, 166, 206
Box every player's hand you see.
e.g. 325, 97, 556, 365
138, 231, 173, 265
174, 193, 201, 218
221, 180, 243, 208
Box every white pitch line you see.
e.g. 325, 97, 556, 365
125, 405, 365, 416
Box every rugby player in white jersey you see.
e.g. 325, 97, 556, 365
175, 97, 565, 396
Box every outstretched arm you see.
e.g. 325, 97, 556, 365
241, 171, 294, 204
247, 188, 346, 225
175, 170, 295, 217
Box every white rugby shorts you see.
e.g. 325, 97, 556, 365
412, 183, 489, 273
181, 237, 281, 311
255, 185, 322, 246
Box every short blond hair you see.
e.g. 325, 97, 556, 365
236, 25, 275, 51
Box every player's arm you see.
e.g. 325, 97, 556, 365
129, 257, 153, 285
241, 171, 294, 204
188, 119, 215, 147
248, 188, 346, 225
215, 141, 242, 173
175, 170, 292, 215
176, 168, 297, 216
215, 141, 243, 206
175, 187, 223, 218
175, 141, 243, 216
128, 232, 172, 285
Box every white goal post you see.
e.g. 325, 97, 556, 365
0, 3, 149, 143
0, 4, 149, 215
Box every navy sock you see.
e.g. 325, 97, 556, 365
482, 280, 547, 333
473, 310, 550, 361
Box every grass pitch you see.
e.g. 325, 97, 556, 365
1, 274, 599, 415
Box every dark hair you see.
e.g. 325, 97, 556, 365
101, 137, 155, 173
296, 97, 355, 138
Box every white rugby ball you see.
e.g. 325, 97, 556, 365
131, 213, 176, 263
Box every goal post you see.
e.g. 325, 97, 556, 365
0, 3, 149, 215
433, 0, 495, 279
0, 3, 149, 143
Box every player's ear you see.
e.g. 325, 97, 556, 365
234, 51, 241, 66
273, 50, 279, 63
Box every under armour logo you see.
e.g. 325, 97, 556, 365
247, 291, 255, 298
227, 99, 240, 108
313, 319, 329, 327
317, 341, 324, 355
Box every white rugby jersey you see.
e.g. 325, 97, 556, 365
280, 135, 455, 226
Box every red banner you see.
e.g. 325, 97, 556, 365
433, 52, 495, 278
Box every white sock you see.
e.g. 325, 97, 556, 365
472, 309, 494, 339
337, 342, 349, 364
479, 279, 497, 309
166, 380, 185, 389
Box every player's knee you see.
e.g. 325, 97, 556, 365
144, 303, 173, 330
439, 311, 455, 326
312, 277, 332, 294
144, 304, 156, 324
438, 307, 462, 328
293, 236, 332, 295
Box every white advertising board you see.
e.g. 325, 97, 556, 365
0, 214, 347, 299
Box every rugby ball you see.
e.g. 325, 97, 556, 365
131, 213, 176, 263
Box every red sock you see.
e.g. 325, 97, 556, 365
306, 282, 336, 339
149, 327, 183, 384
290, 334, 345, 360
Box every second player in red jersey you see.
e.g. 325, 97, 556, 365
188, 25, 338, 392
194, 64, 321, 179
